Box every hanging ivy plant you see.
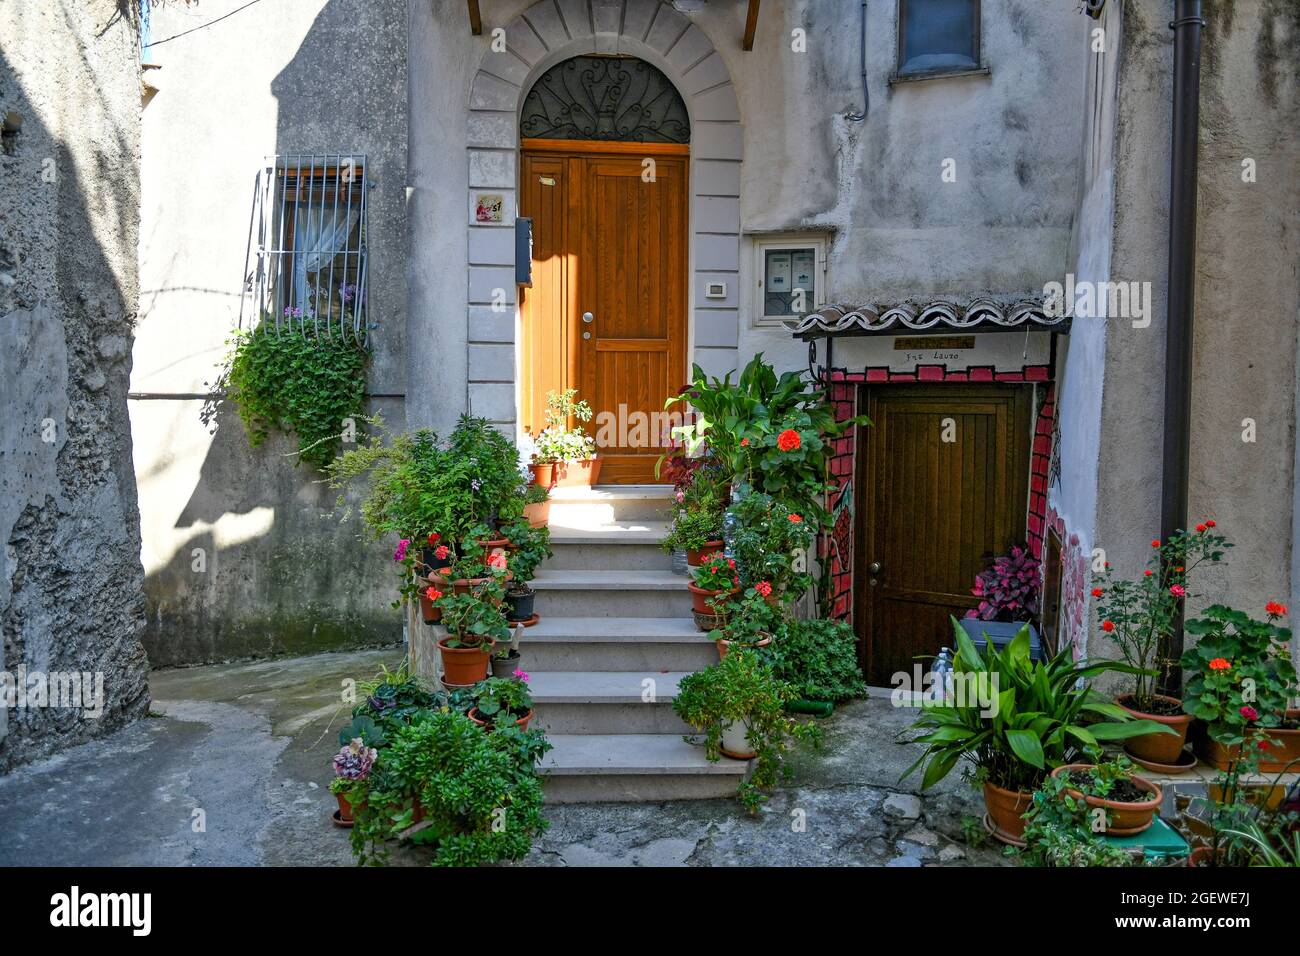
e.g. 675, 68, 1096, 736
220, 323, 368, 469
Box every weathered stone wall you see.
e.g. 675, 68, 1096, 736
0, 0, 150, 769
133, 0, 409, 666
1088, 0, 1299, 675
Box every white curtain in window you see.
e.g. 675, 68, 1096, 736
292, 201, 360, 315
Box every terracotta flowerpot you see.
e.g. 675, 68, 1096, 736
719, 719, 756, 759
1117, 694, 1192, 766
687, 541, 724, 567
418, 587, 442, 624
1051, 763, 1162, 836
688, 582, 735, 615
982, 780, 1034, 844
1197, 712, 1300, 773
336, 791, 355, 823
451, 575, 509, 606
468, 707, 534, 732
553, 457, 601, 487
1187, 846, 1225, 868
438, 637, 493, 685
716, 633, 772, 661
477, 538, 510, 566
523, 499, 551, 528
530, 462, 555, 488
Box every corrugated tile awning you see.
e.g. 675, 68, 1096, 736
783, 297, 1072, 340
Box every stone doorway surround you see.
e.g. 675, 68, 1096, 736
464, 0, 743, 431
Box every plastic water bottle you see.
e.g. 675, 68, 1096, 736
930, 647, 953, 703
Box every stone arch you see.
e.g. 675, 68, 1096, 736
464, 0, 742, 432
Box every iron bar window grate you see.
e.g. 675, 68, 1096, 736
239, 153, 371, 348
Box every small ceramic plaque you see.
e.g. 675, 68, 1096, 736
475, 193, 504, 223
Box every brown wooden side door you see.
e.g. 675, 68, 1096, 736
856, 385, 1032, 686
519, 141, 689, 484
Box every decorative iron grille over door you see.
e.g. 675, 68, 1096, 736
520, 56, 690, 143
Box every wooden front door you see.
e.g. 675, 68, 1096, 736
519, 140, 689, 484
856, 385, 1032, 686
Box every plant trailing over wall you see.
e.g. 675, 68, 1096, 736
672, 649, 821, 813
965, 545, 1041, 623
221, 323, 367, 469
769, 618, 867, 704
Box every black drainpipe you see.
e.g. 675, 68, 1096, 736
1158, 0, 1205, 697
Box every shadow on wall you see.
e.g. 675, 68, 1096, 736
140, 0, 408, 668
0, 9, 150, 771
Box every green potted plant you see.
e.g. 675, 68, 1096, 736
672, 649, 821, 813
1019, 773, 1150, 867
688, 554, 740, 631
435, 576, 510, 686
532, 388, 599, 487
1182, 601, 1299, 772
346, 709, 549, 867
499, 518, 552, 625
1048, 755, 1163, 836
1095, 522, 1230, 769
465, 675, 535, 731
903, 618, 1175, 845
709, 588, 779, 660
330, 736, 379, 827
769, 617, 867, 710
727, 490, 815, 602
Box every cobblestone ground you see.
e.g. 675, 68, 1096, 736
0, 649, 1012, 867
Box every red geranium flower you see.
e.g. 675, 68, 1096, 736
1240, 705, 1259, 722
1169, 584, 1186, 598
789, 514, 803, 523
1151, 539, 1160, 548
1266, 601, 1288, 617
777, 429, 802, 452
740, 438, 750, 447
754, 581, 773, 597
1209, 657, 1231, 671
1195, 523, 1206, 533
1091, 587, 1103, 598
428, 532, 441, 545
435, 544, 450, 560
488, 551, 509, 571
1206, 519, 1216, 527
1144, 570, 1153, 577
425, 587, 442, 602
1101, 620, 1115, 632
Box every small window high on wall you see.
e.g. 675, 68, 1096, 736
896, 0, 981, 79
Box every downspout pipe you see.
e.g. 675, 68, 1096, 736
1158, 0, 1205, 697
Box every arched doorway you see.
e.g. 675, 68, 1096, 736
463, 1, 744, 481
519, 55, 689, 483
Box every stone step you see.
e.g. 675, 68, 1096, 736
528, 670, 693, 734
531, 569, 691, 618
519, 617, 714, 671
540, 734, 748, 803
546, 484, 675, 524
545, 520, 672, 571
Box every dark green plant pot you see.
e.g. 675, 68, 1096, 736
787, 699, 834, 718
506, 587, 536, 622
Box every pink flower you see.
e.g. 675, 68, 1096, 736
394, 538, 410, 562
675, 490, 685, 503
1169, 584, 1186, 598
1240, 705, 1259, 722
434, 544, 450, 560
754, 581, 773, 597
513, 668, 530, 683
488, 551, 509, 571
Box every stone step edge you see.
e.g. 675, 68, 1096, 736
539, 734, 749, 776
521, 618, 704, 643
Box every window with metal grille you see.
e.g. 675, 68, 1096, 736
897, 0, 980, 78
240, 154, 370, 346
